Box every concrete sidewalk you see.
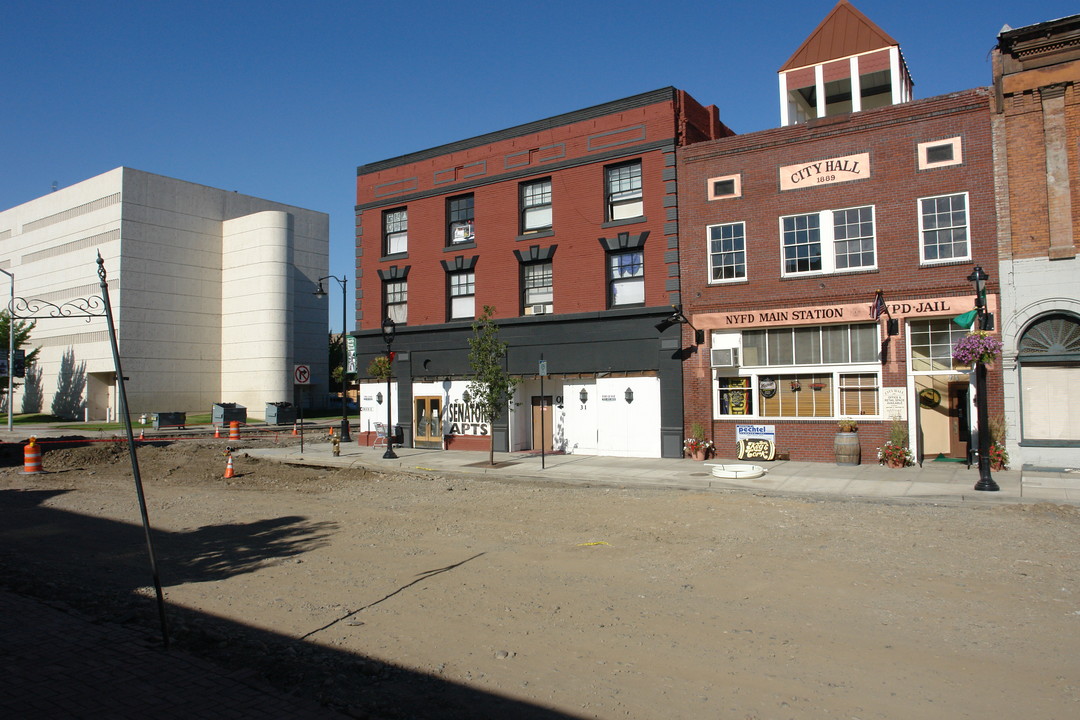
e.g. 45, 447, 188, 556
244, 438, 1080, 506
5, 422, 1077, 505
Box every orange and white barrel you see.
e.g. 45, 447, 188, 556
23, 437, 43, 474
229, 420, 240, 441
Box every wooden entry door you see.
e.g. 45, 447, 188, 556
531, 396, 553, 452
947, 382, 971, 460
415, 396, 442, 449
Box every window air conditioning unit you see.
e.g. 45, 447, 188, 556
711, 347, 740, 367
530, 304, 547, 315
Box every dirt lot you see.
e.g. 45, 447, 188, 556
2, 436, 1079, 719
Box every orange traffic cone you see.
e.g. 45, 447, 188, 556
214, 425, 220, 438
223, 454, 235, 479
139, 429, 145, 441
291, 421, 298, 436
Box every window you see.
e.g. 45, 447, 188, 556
448, 271, 475, 320
917, 137, 963, 170
909, 319, 969, 372
781, 206, 875, 276
708, 222, 746, 282
758, 372, 836, 418
839, 373, 879, 416
606, 161, 643, 221
717, 377, 753, 415
711, 325, 881, 420
832, 206, 875, 270
521, 179, 552, 233
383, 208, 407, 255
608, 250, 644, 306
919, 193, 969, 263
742, 325, 879, 366
707, 174, 742, 200
523, 262, 553, 314
384, 280, 407, 324
1017, 314, 1080, 443
447, 194, 474, 245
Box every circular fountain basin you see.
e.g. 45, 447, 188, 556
707, 464, 766, 480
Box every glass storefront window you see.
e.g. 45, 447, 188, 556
910, 319, 968, 372
741, 324, 878, 367
717, 376, 753, 416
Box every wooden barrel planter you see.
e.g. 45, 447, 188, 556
834, 432, 861, 466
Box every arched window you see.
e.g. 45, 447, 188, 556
1018, 313, 1080, 445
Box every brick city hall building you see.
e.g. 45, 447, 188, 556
677, 1, 1002, 463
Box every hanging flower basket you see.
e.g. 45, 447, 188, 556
951, 331, 1002, 366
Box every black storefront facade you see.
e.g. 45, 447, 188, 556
351, 308, 688, 459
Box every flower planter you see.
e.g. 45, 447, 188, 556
834, 432, 860, 466
692, 449, 707, 461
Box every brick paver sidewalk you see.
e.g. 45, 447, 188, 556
0, 589, 345, 719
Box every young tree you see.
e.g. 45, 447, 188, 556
467, 305, 519, 466
327, 332, 344, 391
0, 311, 39, 414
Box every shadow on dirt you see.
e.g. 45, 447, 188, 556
0, 488, 583, 719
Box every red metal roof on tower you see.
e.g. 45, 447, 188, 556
779, 0, 899, 71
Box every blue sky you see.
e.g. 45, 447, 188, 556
3, 0, 1075, 331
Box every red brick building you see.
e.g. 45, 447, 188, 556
353, 88, 729, 457
678, 2, 1001, 463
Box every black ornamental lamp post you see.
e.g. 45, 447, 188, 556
381, 316, 398, 459
967, 265, 999, 492
314, 275, 351, 443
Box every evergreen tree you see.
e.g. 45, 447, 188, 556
467, 306, 519, 466
0, 311, 39, 415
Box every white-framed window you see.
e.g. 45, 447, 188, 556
742, 324, 879, 366
713, 369, 880, 419
521, 179, 552, 233
716, 376, 753, 416
384, 280, 407, 324
383, 208, 407, 255
608, 250, 644, 306
606, 161, 643, 221
917, 137, 963, 170
712, 324, 881, 419
449, 271, 475, 320
780, 205, 875, 276
839, 372, 879, 416
523, 262, 553, 313
909, 318, 970, 372
707, 174, 742, 200
448, 194, 474, 245
1018, 313, 1080, 443
708, 221, 746, 283
919, 192, 969, 264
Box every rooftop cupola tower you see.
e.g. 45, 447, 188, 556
778, 0, 913, 126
